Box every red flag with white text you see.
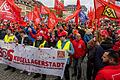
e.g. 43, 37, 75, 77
33, 5, 40, 25
26, 12, 34, 21
0, 0, 21, 21
48, 12, 58, 30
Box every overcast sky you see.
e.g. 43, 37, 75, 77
37, 0, 94, 9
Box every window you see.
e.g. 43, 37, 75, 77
26, 6, 31, 10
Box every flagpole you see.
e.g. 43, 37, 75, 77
94, 0, 96, 19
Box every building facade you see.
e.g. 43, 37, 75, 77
64, 5, 87, 12
15, 0, 43, 16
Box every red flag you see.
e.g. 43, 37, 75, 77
20, 21, 27, 27
94, 0, 120, 20
19, 18, 27, 27
88, 7, 95, 27
76, 0, 81, 10
54, 0, 64, 10
75, 0, 81, 25
40, 5, 50, 14
48, 12, 58, 30
89, 7, 94, 20
33, 5, 40, 25
0, 0, 21, 21
7, 0, 21, 21
6, 0, 21, 12
65, 9, 80, 22
26, 12, 34, 21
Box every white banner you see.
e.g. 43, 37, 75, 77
0, 40, 68, 78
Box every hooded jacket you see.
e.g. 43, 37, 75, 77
96, 64, 120, 80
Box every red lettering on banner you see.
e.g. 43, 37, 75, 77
35, 60, 38, 65
14, 56, 17, 61
38, 60, 41, 65
57, 63, 61, 67
7, 49, 14, 61
0, 48, 14, 61
16, 56, 19, 62
31, 59, 35, 64
24, 57, 26, 63
41, 61, 44, 66
61, 63, 65, 67
22, 58, 25, 63
22, 57, 25, 63
27, 59, 30, 63
48, 62, 52, 67
52, 62, 57, 67
20, 57, 24, 63
0, 48, 3, 57
44, 61, 49, 67
12, 55, 65, 68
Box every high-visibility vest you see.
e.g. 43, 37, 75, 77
39, 40, 46, 48
33, 40, 46, 48
57, 40, 70, 51
4, 34, 15, 43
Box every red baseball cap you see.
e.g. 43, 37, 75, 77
59, 31, 67, 37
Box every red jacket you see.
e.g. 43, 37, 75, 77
72, 38, 86, 58
96, 64, 120, 80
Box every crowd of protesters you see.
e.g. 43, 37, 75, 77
0, 18, 120, 80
